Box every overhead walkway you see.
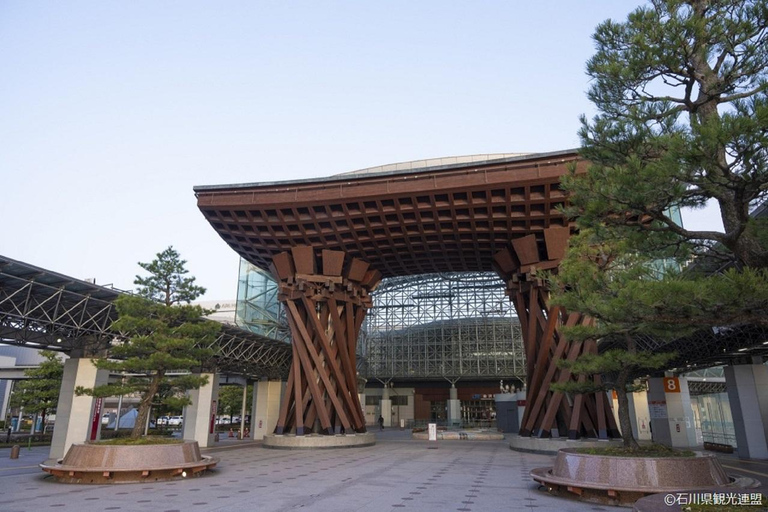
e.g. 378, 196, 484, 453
0, 255, 291, 378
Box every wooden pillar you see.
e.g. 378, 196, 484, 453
493, 227, 619, 439
270, 246, 380, 435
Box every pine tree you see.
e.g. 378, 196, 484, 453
566, 0, 768, 273
553, 0, 768, 449
135, 246, 206, 307
550, 232, 678, 448
10, 350, 64, 432
78, 249, 219, 439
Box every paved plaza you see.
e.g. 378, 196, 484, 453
2, 431, 768, 512
0, 431, 599, 512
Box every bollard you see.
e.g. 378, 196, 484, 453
10, 445, 20, 459
214, 433, 220, 442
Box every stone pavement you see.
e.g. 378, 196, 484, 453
0, 430, 764, 512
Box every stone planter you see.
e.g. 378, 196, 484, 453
40, 441, 218, 484
531, 448, 732, 506
263, 432, 375, 449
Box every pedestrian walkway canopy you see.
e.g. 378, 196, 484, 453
0, 255, 291, 378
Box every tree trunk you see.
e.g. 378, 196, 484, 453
618, 333, 639, 449
131, 372, 163, 439
615, 368, 639, 450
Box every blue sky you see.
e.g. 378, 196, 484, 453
0, 1, 720, 299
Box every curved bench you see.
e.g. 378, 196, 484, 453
531, 448, 733, 506
40, 441, 218, 484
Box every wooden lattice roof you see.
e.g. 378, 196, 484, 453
194, 149, 586, 278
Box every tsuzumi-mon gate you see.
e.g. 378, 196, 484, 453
195, 150, 618, 447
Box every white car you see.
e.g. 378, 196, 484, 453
167, 416, 183, 426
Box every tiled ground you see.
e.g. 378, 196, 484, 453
0, 431, 621, 511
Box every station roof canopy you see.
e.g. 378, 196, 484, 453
194, 149, 586, 277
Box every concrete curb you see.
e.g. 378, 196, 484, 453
262, 432, 375, 450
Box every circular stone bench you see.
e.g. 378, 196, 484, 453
40, 441, 218, 484
531, 448, 733, 506
262, 432, 375, 449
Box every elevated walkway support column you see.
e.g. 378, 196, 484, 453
182, 373, 219, 448
725, 363, 768, 460
648, 376, 697, 449
252, 379, 283, 440
270, 246, 380, 435
493, 227, 619, 440
49, 356, 109, 460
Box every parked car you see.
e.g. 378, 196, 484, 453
156, 416, 169, 426
167, 416, 183, 426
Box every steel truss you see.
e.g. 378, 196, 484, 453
205, 325, 291, 379
688, 380, 727, 396
0, 255, 291, 379
362, 272, 525, 380
0, 256, 118, 353
600, 324, 768, 374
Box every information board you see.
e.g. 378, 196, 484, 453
649, 400, 668, 419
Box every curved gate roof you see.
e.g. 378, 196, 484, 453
195, 149, 585, 277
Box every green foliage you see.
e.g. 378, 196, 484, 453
78, 295, 220, 404
552, 349, 675, 395
78, 267, 220, 439
552, 231, 768, 332
554, 0, 768, 449
566, 0, 768, 269
134, 246, 206, 306
217, 385, 252, 418
9, 350, 64, 415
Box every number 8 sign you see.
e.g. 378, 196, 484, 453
664, 377, 680, 393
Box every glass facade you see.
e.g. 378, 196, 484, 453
235, 258, 289, 341
235, 263, 525, 381
694, 392, 737, 448
361, 272, 525, 380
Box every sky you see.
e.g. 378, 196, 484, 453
0, 1, 723, 300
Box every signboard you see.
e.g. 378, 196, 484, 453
649, 400, 667, 419
210, 400, 217, 434
90, 397, 103, 441
664, 377, 681, 393
428, 423, 437, 442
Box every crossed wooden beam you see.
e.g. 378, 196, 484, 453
493, 226, 620, 439
269, 246, 381, 435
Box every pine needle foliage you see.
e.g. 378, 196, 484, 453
551, 0, 768, 449
135, 246, 206, 307
77, 248, 219, 439
10, 350, 64, 429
